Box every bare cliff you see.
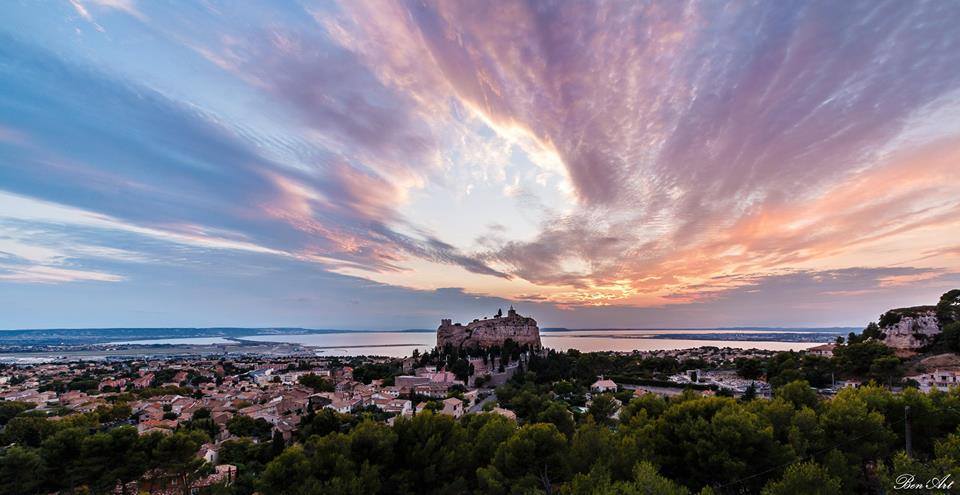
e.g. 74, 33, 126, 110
437, 307, 542, 350
870, 290, 960, 351
878, 306, 941, 350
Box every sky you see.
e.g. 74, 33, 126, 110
1, 0, 960, 330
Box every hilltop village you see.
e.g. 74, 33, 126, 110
437, 306, 542, 350
0, 294, 959, 494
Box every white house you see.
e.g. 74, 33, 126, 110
198, 443, 218, 464
907, 369, 960, 393
324, 397, 360, 414
591, 376, 618, 393
806, 343, 837, 358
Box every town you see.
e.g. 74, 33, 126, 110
0, 345, 802, 493
1, 295, 960, 494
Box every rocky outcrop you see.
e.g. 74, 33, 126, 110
437, 307, 541, 350
879, 306, 941, 350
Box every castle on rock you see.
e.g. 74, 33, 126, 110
436, 306, 541, 350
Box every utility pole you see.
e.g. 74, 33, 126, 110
905, 405, 913, 458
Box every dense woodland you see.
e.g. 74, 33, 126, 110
2, 361, 960, 494
2, 291, 960, 494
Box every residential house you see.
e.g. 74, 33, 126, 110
806, 344, 837, 358
907, 369, 960, 393
440, 397, 464, 418
591, 376, 618, 393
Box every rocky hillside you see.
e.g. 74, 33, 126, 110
877, 289, 960, 351
878, 306, 940, 350
437, 307, 541, 350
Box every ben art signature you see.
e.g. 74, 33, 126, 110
894, 473, 955, 491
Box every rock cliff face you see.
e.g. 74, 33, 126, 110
880, 306, 941, 350
437, 307, 541, 350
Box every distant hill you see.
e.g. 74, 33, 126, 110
0, 327, 353, 346
539, 326, 858, 333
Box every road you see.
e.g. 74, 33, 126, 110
468, 390, 498, 413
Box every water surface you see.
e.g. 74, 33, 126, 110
233, 329, 832, 357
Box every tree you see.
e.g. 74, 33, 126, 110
763, 353, 836, 388
219, 437, 268, 466
761, 462, 841, 495
391, 413, 467, 490
869, 356, 902, 386
625, 462, 692, 495
151, 430, 208, 495
567, 462, 691, 495
588, 394, 620, 425
491, 423, 569, 494
620, 392, 668, 421
537, 402, 576, 438
0, 446, 45, 495
736, 358, 765, 380
298, 373, 334, 392
0, 401, 34, 426
298, 408, 350, 438
271, 430, 286, 458
937, 321, 960, 353
776, 380, 818, 410
930, 428, 960, 481
96, 402, 132, 423
937, 289, 960, 325
40, 427, 87, 492
862, 322, 884, 341
466, 413, 516, 467
258, 445, 313, 495
185, 417, 220, 440
227, 414, 273, 440
817, 392, 895, 491
348, 420, 397, 467
569, 419, 617, 475
554, 380, 575, 396
104, 426, 147, 494
654, 398, 793, 492
79, 427, 145, 493
449, 358, 472, 382
304, 432, 381, 493
786, 406, 823, 458
834, 341, 894, 376
2, 415, 57, 447
742, 383, 757, 401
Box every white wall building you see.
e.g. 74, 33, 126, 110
907, 369, 960, 393
591, 377, 618, 393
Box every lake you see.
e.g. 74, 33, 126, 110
110, 328, 841, 358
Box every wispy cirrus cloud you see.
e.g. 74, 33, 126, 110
320, 0, 960, 306
0, 32, 501, 283
1, 1, 959, 328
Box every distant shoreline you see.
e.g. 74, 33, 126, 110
0, 327, 840, 362
0, 326, 851, 349
0, 325, 859, 333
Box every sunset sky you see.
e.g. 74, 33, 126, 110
2, 1, 960, 330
